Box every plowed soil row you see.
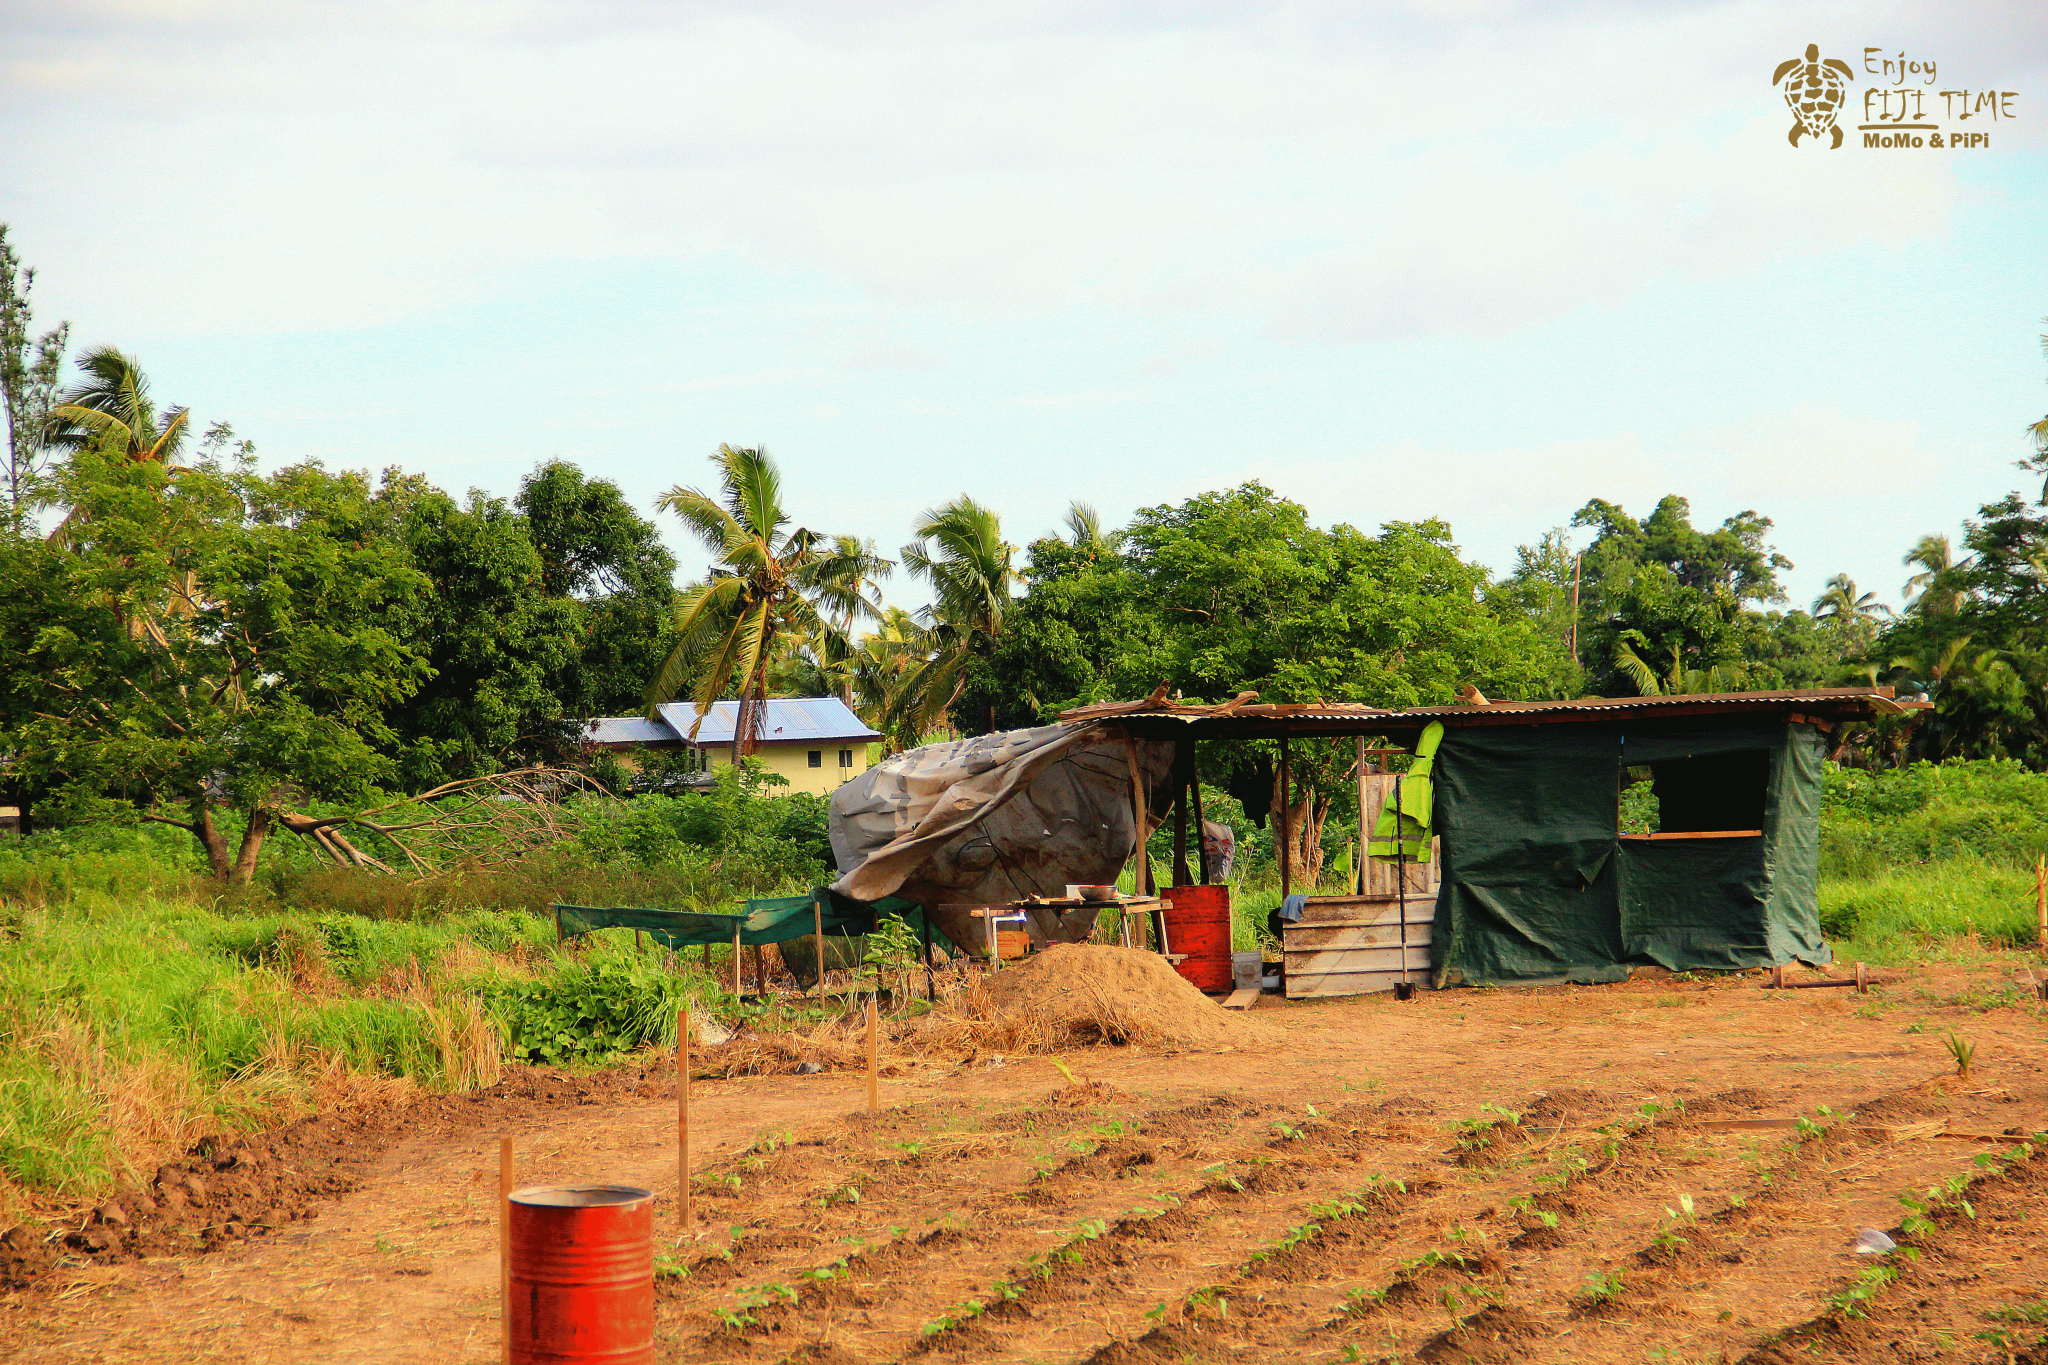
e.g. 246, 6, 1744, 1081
2, 961, 2044, 1364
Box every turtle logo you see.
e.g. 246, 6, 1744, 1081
1773, 43, 1855, 147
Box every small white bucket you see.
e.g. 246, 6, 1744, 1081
1230, 951, 1262, 989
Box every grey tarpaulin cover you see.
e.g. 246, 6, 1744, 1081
829, 723, 1176, 907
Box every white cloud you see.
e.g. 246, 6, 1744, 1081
6, 0, 2039, 344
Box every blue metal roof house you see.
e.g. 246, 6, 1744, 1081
585, 698, 881, 796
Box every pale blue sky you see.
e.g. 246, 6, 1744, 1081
3, 1, 2045, 616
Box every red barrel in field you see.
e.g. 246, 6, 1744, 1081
509, 1185, 655, 1365
1163, 884, 1233, 993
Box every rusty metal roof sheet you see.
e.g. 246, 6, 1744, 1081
1385, 687, 1921, 723
1062, 686, 1919, 734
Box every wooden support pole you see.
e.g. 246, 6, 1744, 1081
1123, 729, 1152, 943
1192, 762, 1210, 885
2037, 857, 2045, 949
750, 943, 767, 997
731, 927, 742, 998
865, 996, 879, 1111
1278, 736, 1292, 901
1171, 781, 1192, 890
1355, 735, 1368, 897
499, 1135, 513, 1365
813, 898, 826, 1000
676, 1008, 690, 1234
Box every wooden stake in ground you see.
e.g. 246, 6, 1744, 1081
499, 1135, 513, 1365
676, 1007, 690, 1234
865, 996, 879, 1111
731, 926, 742, 998
813, 897, 826, 1000
2037, 857, 2045, 949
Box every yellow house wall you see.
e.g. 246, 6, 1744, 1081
704, 740, 872, 796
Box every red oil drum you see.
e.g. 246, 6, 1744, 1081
1163, 885, 1233, 993
509, 1185, 655, 1365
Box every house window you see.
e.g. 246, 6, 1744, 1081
807, 750, 822, 768
838, 749, 853, 768
1619, 750, 1769, 839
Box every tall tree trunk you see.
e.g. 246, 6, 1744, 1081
191, 798, 231, 880
230, 807, 271, 885
1269, 766, 1326, 889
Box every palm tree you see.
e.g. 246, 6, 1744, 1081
45, 345, 188, 468
1062, 500, 1122, 560
1613, 635, 1738, 696
890, 496, 1014, 735
1903, 534, 1968, 616
1812, 574, 1892, 639
646, 445, 891, 764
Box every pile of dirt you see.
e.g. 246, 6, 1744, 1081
922, 944, 1264, 1053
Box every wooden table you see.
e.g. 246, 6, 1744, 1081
995, 896, 1177, 955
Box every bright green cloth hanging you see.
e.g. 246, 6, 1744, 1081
1367, 720, 1443, 863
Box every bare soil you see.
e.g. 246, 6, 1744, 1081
2, 956, 2044, 1365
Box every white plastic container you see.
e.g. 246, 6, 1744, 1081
1231, 951, 1262, 989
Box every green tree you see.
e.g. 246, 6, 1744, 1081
380, 476, 584, 787
892, 496, 1016, 736
1813, 574, 1891, 639
1569, 495, 1801, 696
0, 223, 68, 533
0, 447, 428, 881
1902, 533, 1967, 617
515, 460, 678, 717
647, 445, 887, 762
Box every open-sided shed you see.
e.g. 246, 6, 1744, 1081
1063, 686, 1920, 992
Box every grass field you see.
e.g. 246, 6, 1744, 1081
2, 758, 2045, 1210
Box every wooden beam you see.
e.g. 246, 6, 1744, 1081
1192, 764, 1210, 885
1170, 739, 1193, 889
1278, 735, 1291, 901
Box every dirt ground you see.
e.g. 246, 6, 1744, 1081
2, 958, 2045, 1365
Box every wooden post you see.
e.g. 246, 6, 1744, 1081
1855, 961, 1868, 994
1123, 729, 1152, 945
731, 927, 742, 997
1355, 735, 1368, 896
1192, 765, 1210, 885
813, 898, 826, 1000
865, 996, 879, 1111
750, 943, 766, 997
2037, 858, 2045, 949
635, 928, 644, 954
553, 907, 563, 944
676, 1008, 690, 1234
1278, 737, 1292, 900
499, 1135, 513, 1365
1171, 784, 1191, 889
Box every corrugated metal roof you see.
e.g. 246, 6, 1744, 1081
1061, 686, 1918, 737
656, 697, 882, 745
585, 715, 684, 746
1390, 687, 1919, 721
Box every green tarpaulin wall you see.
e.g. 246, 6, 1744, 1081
1430, 716, 1829, 987
553, 888, 962, 957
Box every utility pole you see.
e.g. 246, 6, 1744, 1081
1569, 553, 1582, 664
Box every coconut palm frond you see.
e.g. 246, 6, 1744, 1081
1613, 638, 1661, 696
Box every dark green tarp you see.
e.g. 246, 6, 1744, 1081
1430, 716, 1829, 987
553, 888, 960, 956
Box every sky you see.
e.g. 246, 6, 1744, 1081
3, 0, 2046, 618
